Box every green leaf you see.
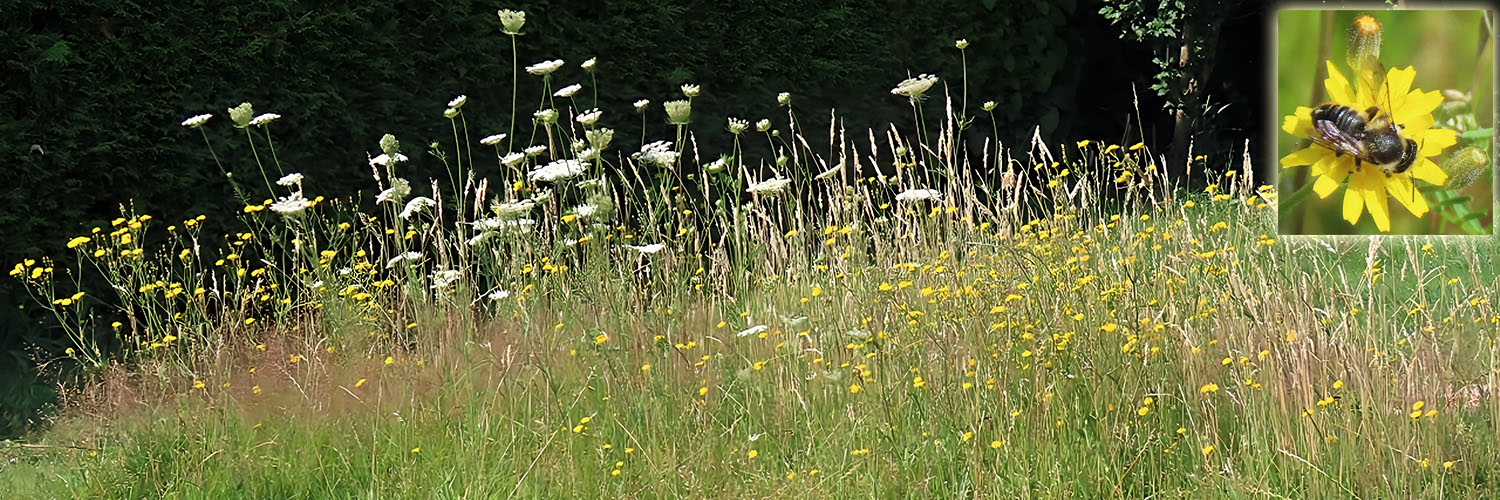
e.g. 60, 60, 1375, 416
1435, 196, 1472, 208
1460, 128, 1493, 140
981, 0, 997, 10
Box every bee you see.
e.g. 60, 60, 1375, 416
1308, 103, 1418, 176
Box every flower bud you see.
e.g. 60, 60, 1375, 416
982, 101, 996, 112
228, 102, 254, 128
1442, 145, 1489, 190
756, 119, 772, 132
497, 9, 525, 35
663, 100, 691, 125
778, 92, 791, 106
955, 39, 969, 50
380, 134, 400, 155
1346, 14, 1382, 76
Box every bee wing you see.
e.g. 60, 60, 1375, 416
1353, 56, 1393, 119
1312, 119, 1367, 158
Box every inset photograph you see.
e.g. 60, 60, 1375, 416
1278, 10, 1493, 235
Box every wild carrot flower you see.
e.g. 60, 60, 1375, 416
581, 57, 596, 71
181, 113, 213, 128
480, 133, 508, 146
634, 99, 650, 112
448, 95, 467, 109
228, 102, 254, 128
249, 113, 281, 127
576, 109, 602, 126
1280, 62, 1455, 231
681, 84, 700, 98
895, 188, 941, 203
756, 119, 772, 132
891, 74, 939, 101
533, 108, 559, 124
554, 84, 582, 98
663, 100, 691, 125
497, 9, 525, 34
376, 178, 411, 204
270, 194, 310, 217
276, 172, 303, 187
727, 117, 749, 134
747, 177, 792, 195
369, 153, 409, 168
529, 159, 586, 183
526, 59, 564, 75
400, 197, 435, 219
778, 92, 791, 106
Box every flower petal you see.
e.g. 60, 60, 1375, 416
1342, 181, 1365, 226
1402, 113, 1435, 136
1362, 178, 1391, 232
1282, 107, 1314, 137
1382, 66, 1417, 109
1394, 89, 1444, 126
1410, 157, 1448, 186
1325, 61, 1355, 105
1281, 146, 1327, 168
1311, 154, 1351, 198
1385, 172, 1429, 218
1417, 128, 1457, 157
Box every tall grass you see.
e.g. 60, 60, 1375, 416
4, 10, 1499, 498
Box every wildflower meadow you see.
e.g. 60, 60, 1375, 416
2, 7, 1499, 499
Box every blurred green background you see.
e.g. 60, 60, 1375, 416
1276, 9, 1494, 235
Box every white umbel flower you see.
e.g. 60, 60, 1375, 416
448, 95, 467, 109
663, 100, 691, 124
523, 145, 547, 157
895, 188, 942, 202
487, 289, 512, 300
528, 159, 586, 182
385, 251, 424, 269
554, 84, 582, 98
400, 196, 436, 219
633, 141, 677, 167
276, 172, 304, 187
727, 117, 749, 134
623, 243, 666, 254
492, 199, 536, 218
746, 177, 792, 195
480, 133, 507, 146
501, 152, 526, 167
181, 114, 212, 128
891, 74, 940, 100
526, 59, 564, 75
580, 58, 596, 71
736, 325, 768, 337
376, 178, 411, 204
430, 269, 462, 290
270, 193, 310, 217
633, 99, 650, 112
576, 108, 602, 126
681, 84, 700, 98
250, 113, 281, 126
370, 153, 409, 168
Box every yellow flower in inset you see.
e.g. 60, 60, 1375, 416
1280, 61, 1455, 232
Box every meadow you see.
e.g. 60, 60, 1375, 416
2, 11, 1499, 499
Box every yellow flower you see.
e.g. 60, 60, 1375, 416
1280, 61, 1455, 232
